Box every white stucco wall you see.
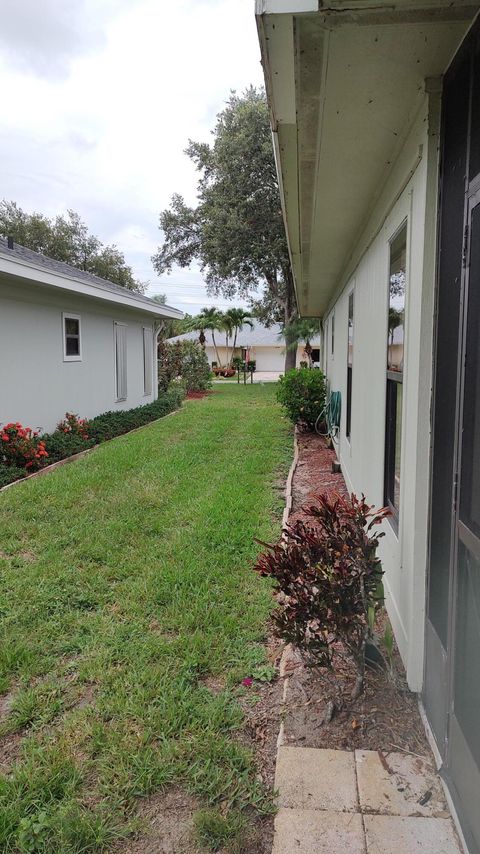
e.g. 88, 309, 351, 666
0, 278, 158, 433
322, 91, 440, 691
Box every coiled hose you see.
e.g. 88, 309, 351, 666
315, 389, 341, 441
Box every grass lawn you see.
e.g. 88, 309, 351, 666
0, 384, 291, 852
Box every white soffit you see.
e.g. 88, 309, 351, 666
257, 1, 480, 317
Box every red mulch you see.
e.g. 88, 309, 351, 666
185, 390, 212, 400
290, 430, 347, 522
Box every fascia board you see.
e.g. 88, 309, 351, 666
0, 253, 183, 320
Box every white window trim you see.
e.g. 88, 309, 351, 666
62, 312, 82, 362
114, 321, 128, 402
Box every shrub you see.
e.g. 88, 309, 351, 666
87, 388, 182, 444
254, 493, 389, 695
0, 466, 27, 488
42, 431, 94, 463
158, 340, 211, 393
0, 423, 48, 471
276, 367, 326, 430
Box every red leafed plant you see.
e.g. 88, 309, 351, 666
254, 493, 390, 696
56, 412, 90, 440
0, 422, 49, 471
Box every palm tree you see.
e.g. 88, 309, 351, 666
280, 317, 321, 367
224, 308, 254, 364
196, 307, 223, 365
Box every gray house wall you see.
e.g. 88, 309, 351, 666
0, 278, 157, 432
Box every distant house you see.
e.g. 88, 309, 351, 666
0, 237, 182, 432
168, 320, 321, 373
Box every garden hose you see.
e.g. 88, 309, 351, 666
316, 390, 341, 441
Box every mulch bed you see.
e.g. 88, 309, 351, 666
281, 429, 429, 757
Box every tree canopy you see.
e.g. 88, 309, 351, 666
0, 200, 144, 292
152, 87, 298, 369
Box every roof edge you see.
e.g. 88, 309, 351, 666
0, 251, 183, 319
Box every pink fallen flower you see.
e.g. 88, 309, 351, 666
242, 677, 253, 687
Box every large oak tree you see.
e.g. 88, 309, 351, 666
152, 87, 298, 370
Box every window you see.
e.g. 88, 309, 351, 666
143, 327, 153, 396
114, 322, 128, 401
384, 222, 407, 524
63, 313, 81, 361
331, 313, 335, 356
346, 292, 354, 440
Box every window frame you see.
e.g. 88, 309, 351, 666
114, 321, 128, 402
62, 312, 82, 362
331, 312, 335, 356
384, 218, 408, 530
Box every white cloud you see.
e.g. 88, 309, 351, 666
0, 0, 263, 313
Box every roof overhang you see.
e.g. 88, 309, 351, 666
256, 0, 480, 316
0, 251, 183, 320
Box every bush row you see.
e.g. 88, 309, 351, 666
0, 384, 185, 488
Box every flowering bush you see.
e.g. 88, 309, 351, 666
254, 493, 389, 695
56, 412, 90, 440
158, 340, 211, 392
0, 423, 49, 471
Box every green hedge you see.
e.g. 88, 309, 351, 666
276, 368, 326, 430
1, 386, 185, 488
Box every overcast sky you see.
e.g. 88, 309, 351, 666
0, 0, 264, 313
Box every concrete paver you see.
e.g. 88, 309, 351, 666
364, 815, 461, 854
275, 746, 358, 812
355, 749, 449, 817
272, 808, 366, 854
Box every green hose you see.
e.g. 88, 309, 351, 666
316, 390, 341, 439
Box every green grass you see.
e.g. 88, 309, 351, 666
0, 385, 291, 852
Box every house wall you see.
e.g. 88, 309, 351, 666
322, 90, 441, 691
0, 278, 157, 432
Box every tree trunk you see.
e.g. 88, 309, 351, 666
211, 331, 221, 366
283, 268, 298, 372
284, 326, 297, 372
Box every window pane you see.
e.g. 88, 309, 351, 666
65, 336, 80, 356
387, 226, 406, 372
394, 382, 403, 509
65, 317, 79, 336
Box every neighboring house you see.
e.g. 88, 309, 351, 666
0, 237, 182, 432
257, 2, 480, 850
168, 320, 321, 372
